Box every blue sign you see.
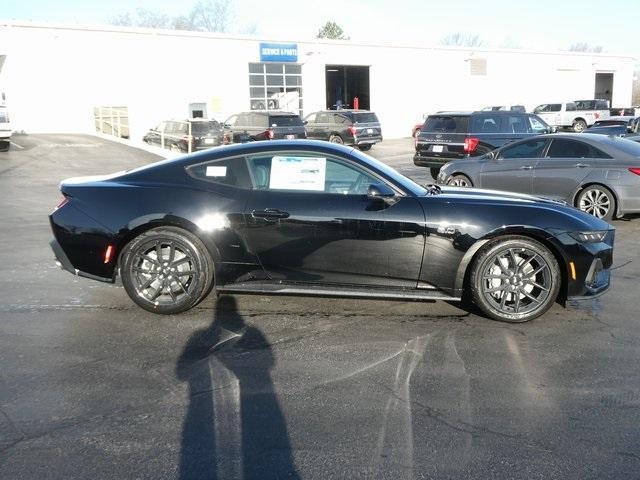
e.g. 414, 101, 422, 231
259, 43, 298, 63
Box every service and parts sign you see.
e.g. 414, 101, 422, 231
259, 43, 298, 62
269, 156, 326, 191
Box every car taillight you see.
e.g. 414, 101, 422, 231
55, 196, 69, 210
629, 167, 640, 176
464, 137, 480, 153
595, 113, 600, 119
348, 126, 357, 137
266, 128, 274, 140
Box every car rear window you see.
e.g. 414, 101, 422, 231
190, 121, 220, 134
350, 112, 379, 123
609, 137, 640, 156
534, 104, 561, 113
269, 115, 303, 127
422, 115, 469, 133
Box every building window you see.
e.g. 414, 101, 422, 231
248, 63, 303, 115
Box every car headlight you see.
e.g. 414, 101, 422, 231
569, 231, 607, 243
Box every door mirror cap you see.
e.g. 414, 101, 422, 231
303, 120, 308, 125
367, 183, 395, 199
547, 126, 558, 133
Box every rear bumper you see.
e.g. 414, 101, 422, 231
413, 154, 459, 168
354, 135, 382, 145
50, 239, 115, 283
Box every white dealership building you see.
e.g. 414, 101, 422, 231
0, 21, 635, 139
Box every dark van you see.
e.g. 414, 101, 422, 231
414, 111, 552, 178
223, 111, 306, 144
303, 110, 382, 151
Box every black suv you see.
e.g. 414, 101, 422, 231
414, 111, 552, 178
304, 110, 382, 151
143, 119, 223, 153
222, 111, 306, 144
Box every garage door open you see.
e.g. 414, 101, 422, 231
325, 65, 370, 110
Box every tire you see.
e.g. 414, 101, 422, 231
576, 185, 616, 221
447, 174, 473, 187
329, 134, 344, 144
0, 140, 9, 152
572, 119, 587, 133
429, 167, 440, 180
469, 236, 560, 323
120, 227, 214, 314
358, 144, 372, 151
413, 129, 420, 138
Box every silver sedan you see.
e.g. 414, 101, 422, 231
436, 133, 640, 220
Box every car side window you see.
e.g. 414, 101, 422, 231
247, 153, 379, 195
304, 113, 316, 124
186, 156, 253, 189
498, 138, 548, 159
566, 103, 577, 112
546, 139, 592, 158
472, 115, 503, 133
529, 116, 548, 133
507, 115, 528, 133
317, 112, 330, 123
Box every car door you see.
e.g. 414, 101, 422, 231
242, 150, 425, 287
532, 138, 604, 200
303, 113, 319, 139
479, 137, 549, 194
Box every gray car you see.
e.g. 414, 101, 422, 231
436, 133, 640, 220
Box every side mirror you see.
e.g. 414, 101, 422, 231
485, 151, 496, 160
367, 183, 395, 200
547, 126, 558, 133
303, 120, 308, 125
222, 123, 230, 128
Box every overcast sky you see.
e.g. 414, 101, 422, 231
3, 0, 638, 57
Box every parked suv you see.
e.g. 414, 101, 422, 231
143, 119, 223, 153
414, 111, 552, 178
223, 111, 306, 144
0, 105, 11, 152
533, 100, 610, 132
304, 110, 382, 151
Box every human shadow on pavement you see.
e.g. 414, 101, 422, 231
176, 295, 299, 479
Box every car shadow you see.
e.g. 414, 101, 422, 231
176, 295, 299, 479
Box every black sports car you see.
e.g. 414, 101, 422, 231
49, 140, 614, 322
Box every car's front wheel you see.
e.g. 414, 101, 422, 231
469, 236, 560, 322
120, 227, 214, 314
572, 119, 587, 133
429, 167, 440, 180
447, 174, 473, 187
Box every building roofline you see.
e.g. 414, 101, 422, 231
0, 20, 636, 60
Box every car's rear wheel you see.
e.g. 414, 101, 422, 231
120, 227, 214, 314
429, 167, 440, 180
576, 185, 615, 221
572, 119, 587, 133
329, 134, 343, 144
469, 236, 560, 322
447, 174, 473, 187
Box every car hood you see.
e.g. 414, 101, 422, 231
424, 186, 612, 231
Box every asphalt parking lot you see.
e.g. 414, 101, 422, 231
1, 134, 639, 479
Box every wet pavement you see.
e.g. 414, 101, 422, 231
0, 134, 639, 479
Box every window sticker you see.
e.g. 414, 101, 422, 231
206, 166, 227, 177
269, 156, 326, 191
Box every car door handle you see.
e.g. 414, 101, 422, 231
251, 209, 290, 219
520, 165, 534, 170
575, 163, 590, 168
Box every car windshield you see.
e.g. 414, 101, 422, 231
350, 112, 379, 123
190, 121, 220, 134
269, 115, 303, 127
422, 115, 469, 133
349, 148, 428, 196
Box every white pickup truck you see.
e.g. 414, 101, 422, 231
533, 99, 610, 132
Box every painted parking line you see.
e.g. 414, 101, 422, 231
10, 141, 24, 150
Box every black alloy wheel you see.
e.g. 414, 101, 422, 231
120, 227, 214, 314
470, 237, 560, 322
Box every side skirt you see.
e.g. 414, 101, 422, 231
218, 281, 461, 302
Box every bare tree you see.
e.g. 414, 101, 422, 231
108, 1, 234, 33
316, 21, 349, 40
568, 43, 604, 53
440, 32, 485, 47
191, 0, 233, 32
